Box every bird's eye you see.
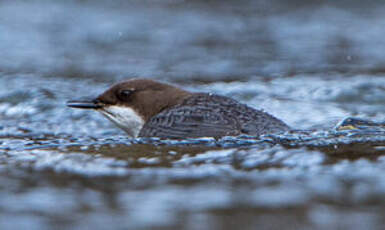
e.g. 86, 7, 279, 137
118, 89, 135, 100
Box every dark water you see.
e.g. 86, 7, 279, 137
1, 0, 385, 229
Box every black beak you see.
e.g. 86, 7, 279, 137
66, 98, 102, 109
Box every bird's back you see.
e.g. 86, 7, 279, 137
139, 93, 290, 139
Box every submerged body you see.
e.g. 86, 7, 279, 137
67, 79, 290, 139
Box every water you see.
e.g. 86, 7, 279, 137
1, 0, 385, 229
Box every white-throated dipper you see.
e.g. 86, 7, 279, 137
67, 79, 290, 139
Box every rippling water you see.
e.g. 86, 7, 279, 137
1, 0, 385, 229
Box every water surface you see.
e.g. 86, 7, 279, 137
1, 0, 385, 229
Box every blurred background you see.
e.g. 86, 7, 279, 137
0, 0, 385, 229
3, 0, 385, 80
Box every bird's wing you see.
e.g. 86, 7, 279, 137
138, 104, 240, 139
138, 93, 289, 139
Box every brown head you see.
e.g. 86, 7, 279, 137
67, 78, 192, 137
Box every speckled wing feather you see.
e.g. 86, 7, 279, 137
138, 93, 289, 139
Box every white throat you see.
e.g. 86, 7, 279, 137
98, 106, 145, 138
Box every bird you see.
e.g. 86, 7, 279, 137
67, 79, 290, 139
